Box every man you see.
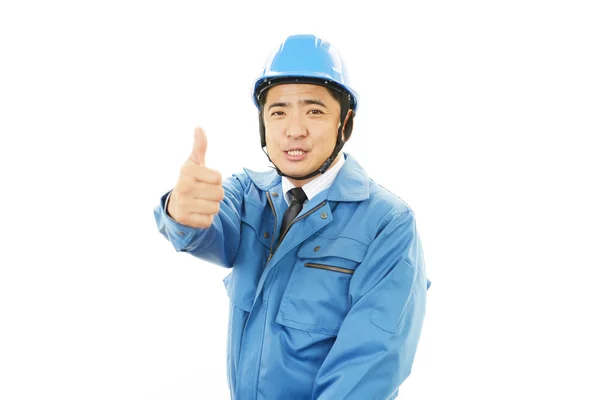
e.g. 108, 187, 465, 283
154, 34, 431, 400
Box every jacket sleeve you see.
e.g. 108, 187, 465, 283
153, 172, 249, 268
312, 210, 430, 400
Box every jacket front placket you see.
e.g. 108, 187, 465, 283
252, 190, 333, 307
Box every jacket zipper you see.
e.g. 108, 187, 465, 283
266, 192, 278, 262
276, 200, 326, 249
304, 263, 354, 275
265, 196, 327, 262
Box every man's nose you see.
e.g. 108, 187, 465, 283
286, 112, 308, 139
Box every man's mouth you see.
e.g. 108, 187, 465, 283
286, 149, 307, 156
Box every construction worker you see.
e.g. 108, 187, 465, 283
154, 33, 431, 399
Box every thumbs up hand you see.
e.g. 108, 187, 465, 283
190, 126, 208, 166
167, 127, 225, 228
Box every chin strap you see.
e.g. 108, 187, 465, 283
259, 90, 354, 181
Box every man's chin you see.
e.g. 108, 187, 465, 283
281, 168, 306, 178
279, 163, 311, 178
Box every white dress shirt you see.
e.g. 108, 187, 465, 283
281, 154, 346, 206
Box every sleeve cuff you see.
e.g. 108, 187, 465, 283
155, 190, 202, 252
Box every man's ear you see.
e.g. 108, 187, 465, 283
342, 109, 353, 142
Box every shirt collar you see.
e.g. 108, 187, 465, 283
281, 154, 346, 205
242, 152, 369, 203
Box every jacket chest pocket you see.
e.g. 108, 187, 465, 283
241, 204, 275, 250
276, 237, 368, 336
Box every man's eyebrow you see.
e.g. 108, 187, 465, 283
301, 99, 328, 108
268, 101, 289, 110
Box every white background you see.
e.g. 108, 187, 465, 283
1, 0, 599, 399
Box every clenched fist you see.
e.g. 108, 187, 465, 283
167, 127, 225, 228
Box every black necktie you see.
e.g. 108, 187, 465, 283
279, 187, 307, 243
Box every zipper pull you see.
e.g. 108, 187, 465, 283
267, 253, 273, 262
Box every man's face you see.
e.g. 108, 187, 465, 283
263, 83, 345, 185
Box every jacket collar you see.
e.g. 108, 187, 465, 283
242, 152, 370, 202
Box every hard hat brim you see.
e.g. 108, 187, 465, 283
253, 74, 359, 111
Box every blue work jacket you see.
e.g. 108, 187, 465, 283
154, 153, 431, 400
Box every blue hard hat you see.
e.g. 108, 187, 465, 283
253, 34, 359, 111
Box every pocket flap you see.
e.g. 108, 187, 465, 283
298, 236, 368, 263
241, 210, 274, 249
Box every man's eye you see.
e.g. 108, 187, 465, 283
308, 109, 324, 115
271, 111, 284, 116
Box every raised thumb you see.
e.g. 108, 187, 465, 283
190, 127, 208, 166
